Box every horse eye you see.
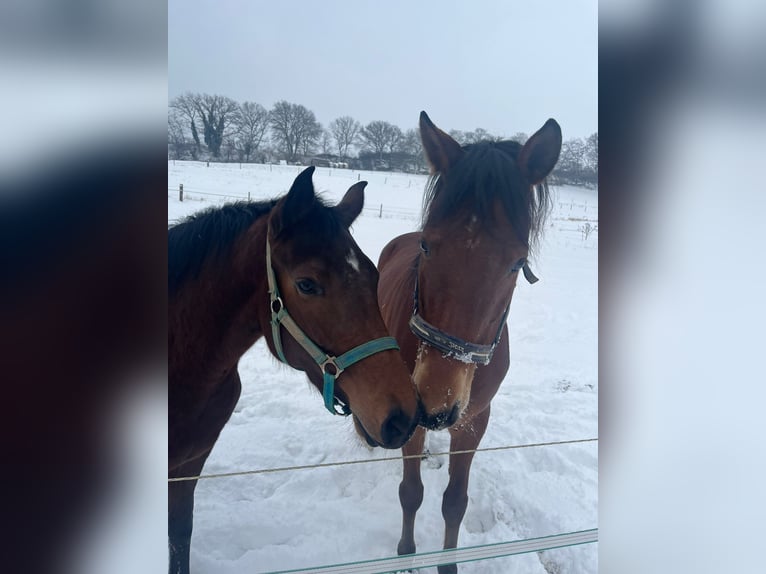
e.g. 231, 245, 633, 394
419, 239, 430, 255
296, 278, 322, 295
511, 258, 527, 272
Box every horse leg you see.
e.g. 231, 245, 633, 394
168, 451, 211, 574
438, 406, 491, 574
397, 425, 427, 556
168, 370, 242, 574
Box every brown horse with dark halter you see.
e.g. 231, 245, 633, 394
377, 112, 561, 573
168, 166, 420, 574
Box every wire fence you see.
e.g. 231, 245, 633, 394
167, 186, 598, 230
170, 436, 598, 572
169, 437, 597, 482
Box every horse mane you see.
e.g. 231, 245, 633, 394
421, 140, 552, 252
168, 200, 278, 296
168, 193, 350, 297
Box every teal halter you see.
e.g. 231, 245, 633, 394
266, 237, 400, 415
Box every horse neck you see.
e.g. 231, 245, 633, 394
170, 216, 271, 378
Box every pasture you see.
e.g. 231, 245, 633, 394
168, 160, 598, 573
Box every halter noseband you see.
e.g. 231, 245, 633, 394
408, 257, 538, 366
266, 237, 400, 415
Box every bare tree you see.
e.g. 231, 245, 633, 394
386, 125, 404, 153
319, 129, 332, 155
170, 93, 202, 159
192, 94, 239, 158
402, 127, 426, 171
402, 128, 423, 158
510, 132, 528, 144
448, 129, 467, 145
301, 121, 323, 156
360, 120, 401, 160
232, 101, 270, 163
555, 137, 589, 185
464, 127, 500, 144
170, 93, 239, 159
168, 109, 188, 160
585, 132, 598, 173
269, 101, 321, 161
329, 116, 361, 159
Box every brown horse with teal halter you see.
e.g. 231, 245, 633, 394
168, 166, 419, 574
377, 112, 561, 573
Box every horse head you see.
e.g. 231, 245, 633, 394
267, 167, 419, 447
412, 113, 561, 429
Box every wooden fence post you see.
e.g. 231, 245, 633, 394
179, 183, 184, 202
379, 204, 383, 218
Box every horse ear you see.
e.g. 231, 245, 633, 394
518, 119, 562, 185
419, 111, 464, 173
334, 180, 367, 228
271, 166, 316, 236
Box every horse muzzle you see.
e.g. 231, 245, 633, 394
353, 406, 420, 449
419, 402, 461, 430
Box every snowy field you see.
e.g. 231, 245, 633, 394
168, 161, 598, 574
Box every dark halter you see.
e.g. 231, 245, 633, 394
266, 238, 400, 415
408, 257, 538, 365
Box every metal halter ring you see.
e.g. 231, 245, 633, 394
270, 297, 283, 314
320, 357, 344, 378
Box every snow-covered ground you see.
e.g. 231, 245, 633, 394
168, 161, 598, 574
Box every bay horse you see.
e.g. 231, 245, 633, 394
168, 166, 420, 574
377, 112, 561, 573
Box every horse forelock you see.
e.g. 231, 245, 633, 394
272, 196, 356, 264
421, 140, 552, 253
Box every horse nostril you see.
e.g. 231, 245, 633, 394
381, 408, 412, 448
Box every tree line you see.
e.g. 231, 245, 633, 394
168, 92, 597, 186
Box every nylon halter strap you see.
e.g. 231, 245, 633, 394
266, 237, 400, 415
408, 258, 539, 366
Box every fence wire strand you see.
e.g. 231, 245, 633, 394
169, 437, 597, 483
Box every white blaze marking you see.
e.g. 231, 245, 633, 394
346, 249, 360, 272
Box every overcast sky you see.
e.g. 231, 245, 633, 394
169, 0, 597, 140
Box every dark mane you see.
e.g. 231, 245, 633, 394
168, 200, 277, 296
168, 194, 350, 296
422, 140, 552, 251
